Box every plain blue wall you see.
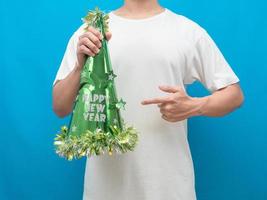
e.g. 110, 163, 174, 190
1, 0, 266, 199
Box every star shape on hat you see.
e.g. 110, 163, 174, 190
116, 98, 126, 110
107, 71, 117, 81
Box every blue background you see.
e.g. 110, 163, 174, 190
1, 0, 266, 199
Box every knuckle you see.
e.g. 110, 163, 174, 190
91, 36, 99, 44
86, 49, 93, 56
80, 37, 87, 45
77, 46, 83, 52
93, 46, 98, 52
170, 96, 176, 102
94, 30, 101, 37
96, 40, 101, 47
80, 45, 86, 51
83, 38, 91, 46
80, 46, 91, 55
82, 32, 90, 40
79, 38, 84, 44
165, 106, 172, 112
164, 113, 171, 118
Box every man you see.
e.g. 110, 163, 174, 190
52, 0, 244, 199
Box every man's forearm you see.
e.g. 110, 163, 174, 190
195, 83, 244, 117
52, 64, 82, 117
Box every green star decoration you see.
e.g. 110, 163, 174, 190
116, 98, 126, 110
107, 71, 117, 81
71, 125, 77, 132
88, 84, 95, 92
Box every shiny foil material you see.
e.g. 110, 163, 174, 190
54, 8, 138, 160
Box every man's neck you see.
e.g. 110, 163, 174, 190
113, 0, 164, 19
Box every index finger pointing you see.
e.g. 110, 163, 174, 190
141, 97, 173, 105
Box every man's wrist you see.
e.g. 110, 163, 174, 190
191, 96, 210, 117
74, 62, 83, 73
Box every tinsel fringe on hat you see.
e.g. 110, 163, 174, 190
54, 125, 138, 161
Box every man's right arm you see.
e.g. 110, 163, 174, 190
52, 64, 82, 117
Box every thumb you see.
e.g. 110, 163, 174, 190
105, 32, 112, 41
159, 85, 181, 93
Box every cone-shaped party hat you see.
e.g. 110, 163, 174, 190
54, 7, 139, 160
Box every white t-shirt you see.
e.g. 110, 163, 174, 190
53, 8, 239, 200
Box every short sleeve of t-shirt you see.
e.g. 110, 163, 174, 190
53, 30, 79, 86
183, 30, 240, 93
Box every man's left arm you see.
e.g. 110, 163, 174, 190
141, 83, 244, 122
195, 83, 244, 117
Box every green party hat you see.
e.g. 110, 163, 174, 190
54, 7, 138, 161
